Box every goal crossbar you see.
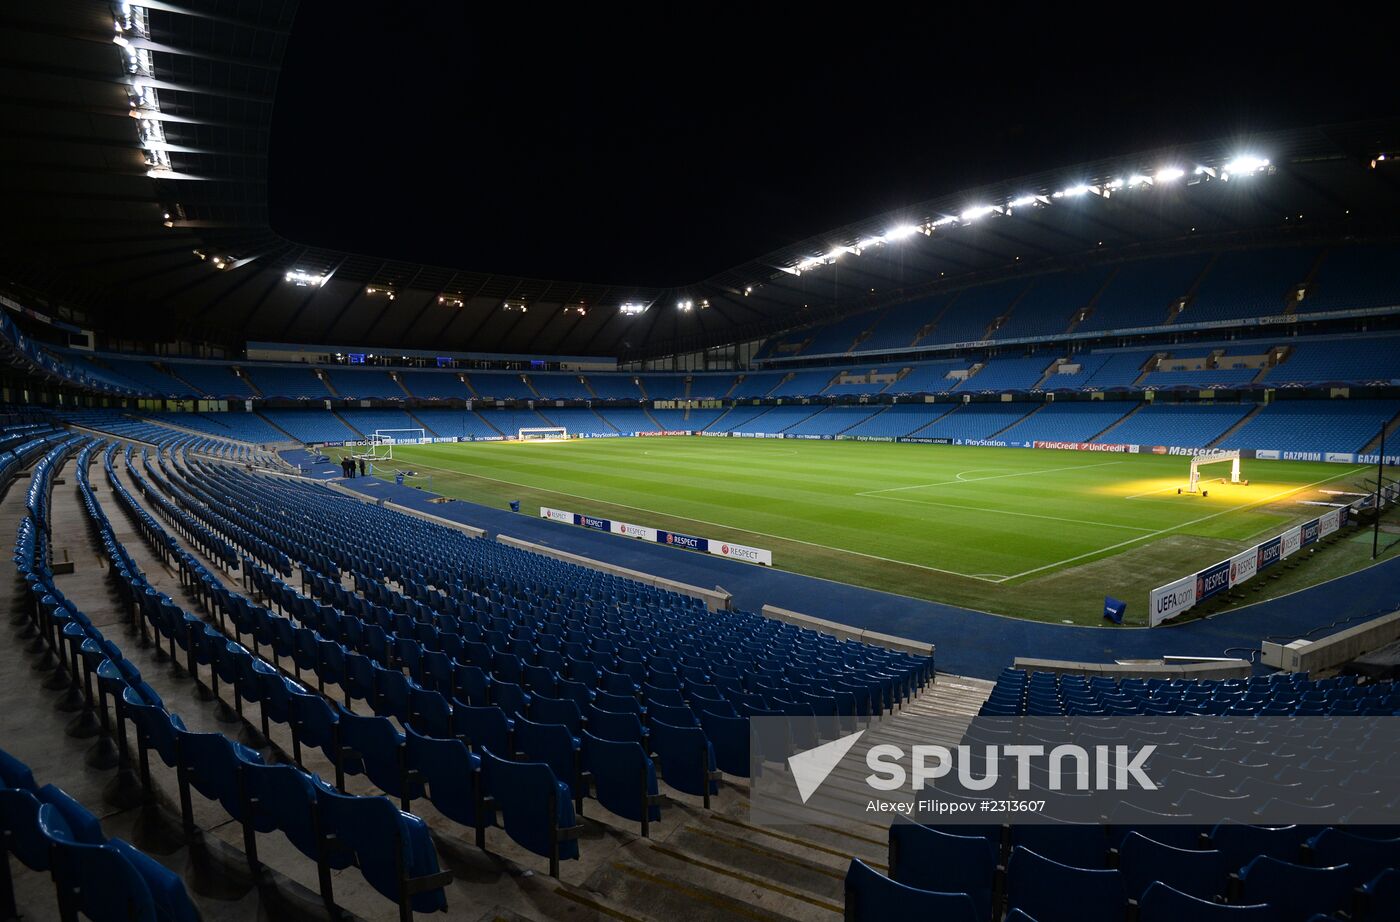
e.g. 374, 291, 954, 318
1188, 450, 1242, 493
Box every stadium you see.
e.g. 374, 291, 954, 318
1, 3, 1399, 921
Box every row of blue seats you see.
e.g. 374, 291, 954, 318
14, 436, 455, 919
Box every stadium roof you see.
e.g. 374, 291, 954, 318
3, 1, 1400, 361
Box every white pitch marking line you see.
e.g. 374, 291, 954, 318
997, 465, 1371, 582
855, 459, 1126, 496
384, 452, 1007, 582
858, 493, 1159, 532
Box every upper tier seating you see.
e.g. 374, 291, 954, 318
1301, 243, 1400, 312
243, 365, 333, 399
823, 365, 904, 396
687, 374, 738, 399
398, 370, 473, 399
927, 279, 1026, 345
725, 406, 818, 434
861, 295, 947, 352
530, 374, 594, 400
324, 369, 404, 399
1077, 253, 1209, 332
1097, 403, 1252, 448
1183, 247, 1316, 323
1075, 350, 1159, 389
153, 411, 289, 444
887, 360, 973, 395
589, 375, 645, 399
164, 362, 257, 398
467, 373, 537, 400
800, 311, 883, 357
994, 267, 1112, 340
728, 373, 786, 399
103, 358, 199, 396
1219, 399, 1400, 454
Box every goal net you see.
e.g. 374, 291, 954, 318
519, 427, 568, 443
352, 428, 426, 462
1187, 450, 1244, 493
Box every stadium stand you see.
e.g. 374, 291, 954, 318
588, 374, 645, 399
475, 407, 555, 435
243, 364, 333, 399
1218, 399, 1400, 453
149, 411, 289, 445
336, 409, 426, 438
1263, 334, 1400, 385
466, 372, 537, 399
687, 373, 738, 399
1077, 253, 1209, 332
405, 408, 503, 439
911, 402, 1039, 440
769, 370, 838, 398
103, 357, 199, 397
1301, 242, 1400, 312
823, 364, 904, 396
862, 295, 946, 352
783, 406, 881, 436
927, 279, 1027, 345
1183, 247, 1317, 323
727, 405, 820, 434
597, 409, 661, 432
840, 404, 956, 438
258, 409, 358, 443
799, 311, 882, 357
887, 359, 973, 395
995, 266, 1112, 340
530, 374, 594, 400
1097, 402, 1253, 447
637, 374, 686, 399
323, 368, 405, 399
957, 354, 1057, 392
163, 362, 258, 398
996, 400, 1141, 443
535, 407, 617, 435
398, 369, 473, 399
728, 372, 786, 398
1076, 350, 1160, 389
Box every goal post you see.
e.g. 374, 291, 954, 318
351, 428, 426, 462
518, 426, 569, 443
1188, 450, 1243, 493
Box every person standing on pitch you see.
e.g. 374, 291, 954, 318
358, 457, 366, 478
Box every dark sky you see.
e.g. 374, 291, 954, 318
268, 6, 1393, 287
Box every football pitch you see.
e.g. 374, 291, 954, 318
357, 437, 1386, 624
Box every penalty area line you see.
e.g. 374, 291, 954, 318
855, 459, 1126, 496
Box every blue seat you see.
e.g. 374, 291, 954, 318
1118, 831, 1225, 901
531, 695, 583, 735
478, 747, 580, 877
454, 703, 514, 756
1239, 856, 1354, 922
288, 688, 339, 766
1359, 868, 1399, 922
404, 726, 487, 828
888, 821, 996, 920
581, 731, 664, 836
1011, 822, 1106, 868
492, 680, 532, 719
408, 686, 454, 739
698, 709, 749, 778
844, 857, 979, 922
335, 708, 418, 808
648, 719, 720, 806
315, 786, 451, 916
0, 791, 61, 899
514, 716, 582, 803
1006, 846, 1127, 922
1209, 824, 1310, 869
1138, 881, 1275, 922
648, 703, 697, 727
1307, 828, 1400, 881
586, 705, 647, 746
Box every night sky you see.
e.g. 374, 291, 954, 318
268, 5, 1393, 286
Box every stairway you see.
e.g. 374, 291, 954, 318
392, 371, 415, 398
1064, 265, 1119, 334
1288, 249, 1330, 316
1207, 405, 1264, 448
1167, 253, 1220, 325
904, 403, 962, 437
405, 408, 439, 437
318, 368, 340, 397
1090, 402, 1146, 442
1129, 354, 1165, 388
254, 411, 298, 442
1359, 408, 1400, 455
839, 405, 887, 434
1252, 345, 1291, 385
989, 403, 1044, 438
233, 366, 263, 397
329, 407, 362, 438
522, 374, 544, 399
1028, 357, 1067, 392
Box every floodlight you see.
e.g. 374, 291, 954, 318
961, 205, 996, 222
620, 302, 648, 316
1221, 155, 1269, 178
1155, 167, 1185, 182
885, 224, 920, 240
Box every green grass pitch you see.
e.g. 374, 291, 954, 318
348, 437, 1386, 625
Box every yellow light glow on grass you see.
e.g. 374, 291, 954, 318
1096, 477, 1310, 505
